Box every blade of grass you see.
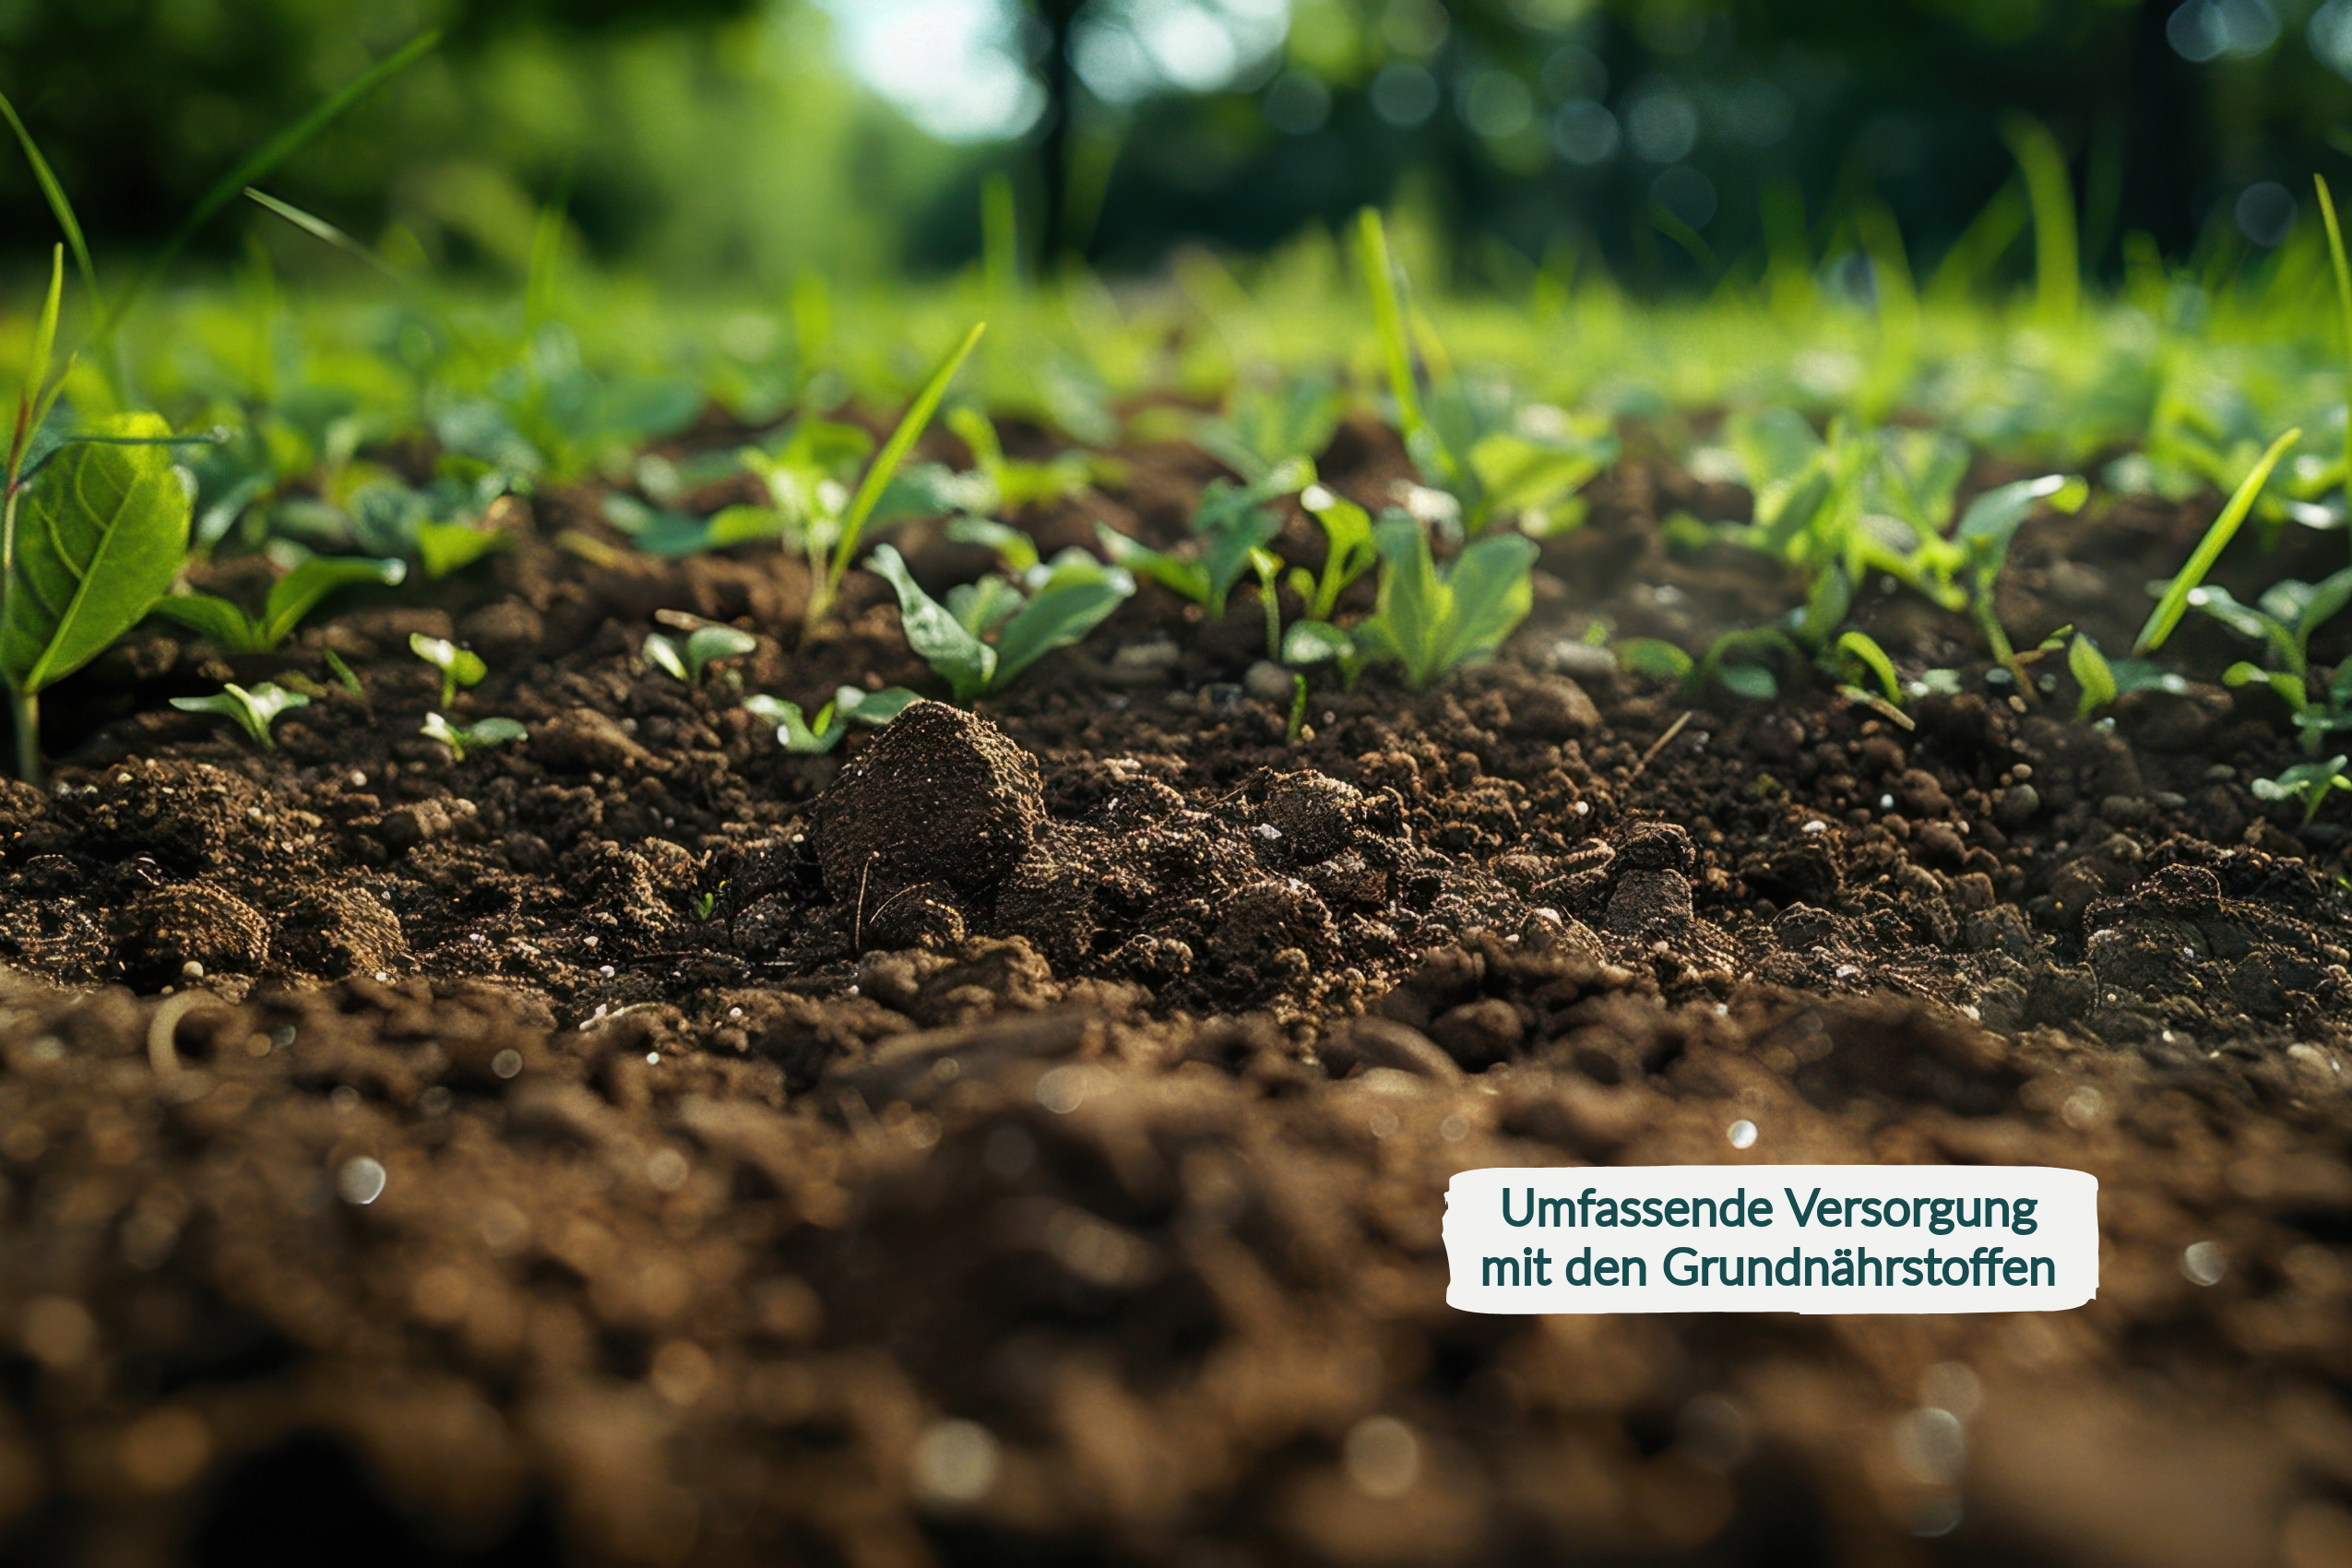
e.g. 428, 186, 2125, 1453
1357, 208, 1426, 449
0, 92, 98, 304
2002, 113, 2079, 327
2134, 428, 2300, 656
244, 188, 414, 291
2318, 175, 2352, 487
95, 28, 441, 350
826, 322, 987, 588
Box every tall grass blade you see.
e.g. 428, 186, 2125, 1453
2002, 113, 2079, 327
2317, 175, 2352, 487
1356, 208, 1426, 449
97, 28, 441, 347
0, 92, 98, 303
830, 322, 987, 586
2134, 428, 2300, 656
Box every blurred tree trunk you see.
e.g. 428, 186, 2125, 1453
1032, 0, 1086, 268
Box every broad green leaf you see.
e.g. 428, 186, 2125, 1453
1369, 513, 1444, 686
869, 543, 993, 702
1717, 663, 1778, 700
2136, 429, 2299, 656
1443, 533, 1540, 667
992, 558, 1134, 689
149, 593, 265, 652
263, 555, 406, 645
5, 413, 193, 694
1800, 564, 1855, 648
416, 521, 509, 578
947, 576, 1025, 637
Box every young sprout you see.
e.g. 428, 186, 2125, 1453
804, 323, 986, 631
869, 542, 1133, 703
1285, 515, 1538, 691
1291, 485, 1380, 623
409, 633, 486, 707
2068, 634, 2118, 719
1095, 457, 1312, 619
644, 624, 759, 683
323, 647, 366, 702
150, 556, 407, 653
171, 682, 309, 747
422, 712, 529, 761
744, 685, 919, 754
2135, 429, 2300, 656
2253, 755, 2352, 827
1956, 472, 2088, 690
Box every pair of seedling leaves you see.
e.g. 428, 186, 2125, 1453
1091, 450, 1536, 691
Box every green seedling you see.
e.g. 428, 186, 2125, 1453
410, 633, 486, 708
1096, 457, 1311, 618
171, 682, 307, 747
4, 410, 198, 783
1191, 373, 1344, 483
1289, 484, 1381, 623
2253, 755, 2352, 826
804, 323, 985, 630
1286, 514, 1538, 691
1956, 471, 2089, 688
869, 541, 1133, 703
2135, 429, 2301, 657
644, 624, 759, 683
946, 406, 1094, 509
744, 685, 919, 753
2195, 566, 2352, 752
2069, 634, 2119, 719
422, 712, 529, 761
1355, 208, 1612, 537
324, 647, 365, 702
150, 556, 406, 653
1287, 671, 1310, 743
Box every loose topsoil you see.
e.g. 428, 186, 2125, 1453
0, 413, 2348, 1568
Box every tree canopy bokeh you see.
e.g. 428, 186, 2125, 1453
3, 0, 2348, 290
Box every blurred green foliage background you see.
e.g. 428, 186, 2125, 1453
3, 0, 2349, 291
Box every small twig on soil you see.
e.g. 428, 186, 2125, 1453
1623, 710, 1695, 787
854, 855, 873, 951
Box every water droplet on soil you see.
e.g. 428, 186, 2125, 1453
1727, 1119, 1758, 1149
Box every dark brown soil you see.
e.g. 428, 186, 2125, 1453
0, 418, 2348, 1567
